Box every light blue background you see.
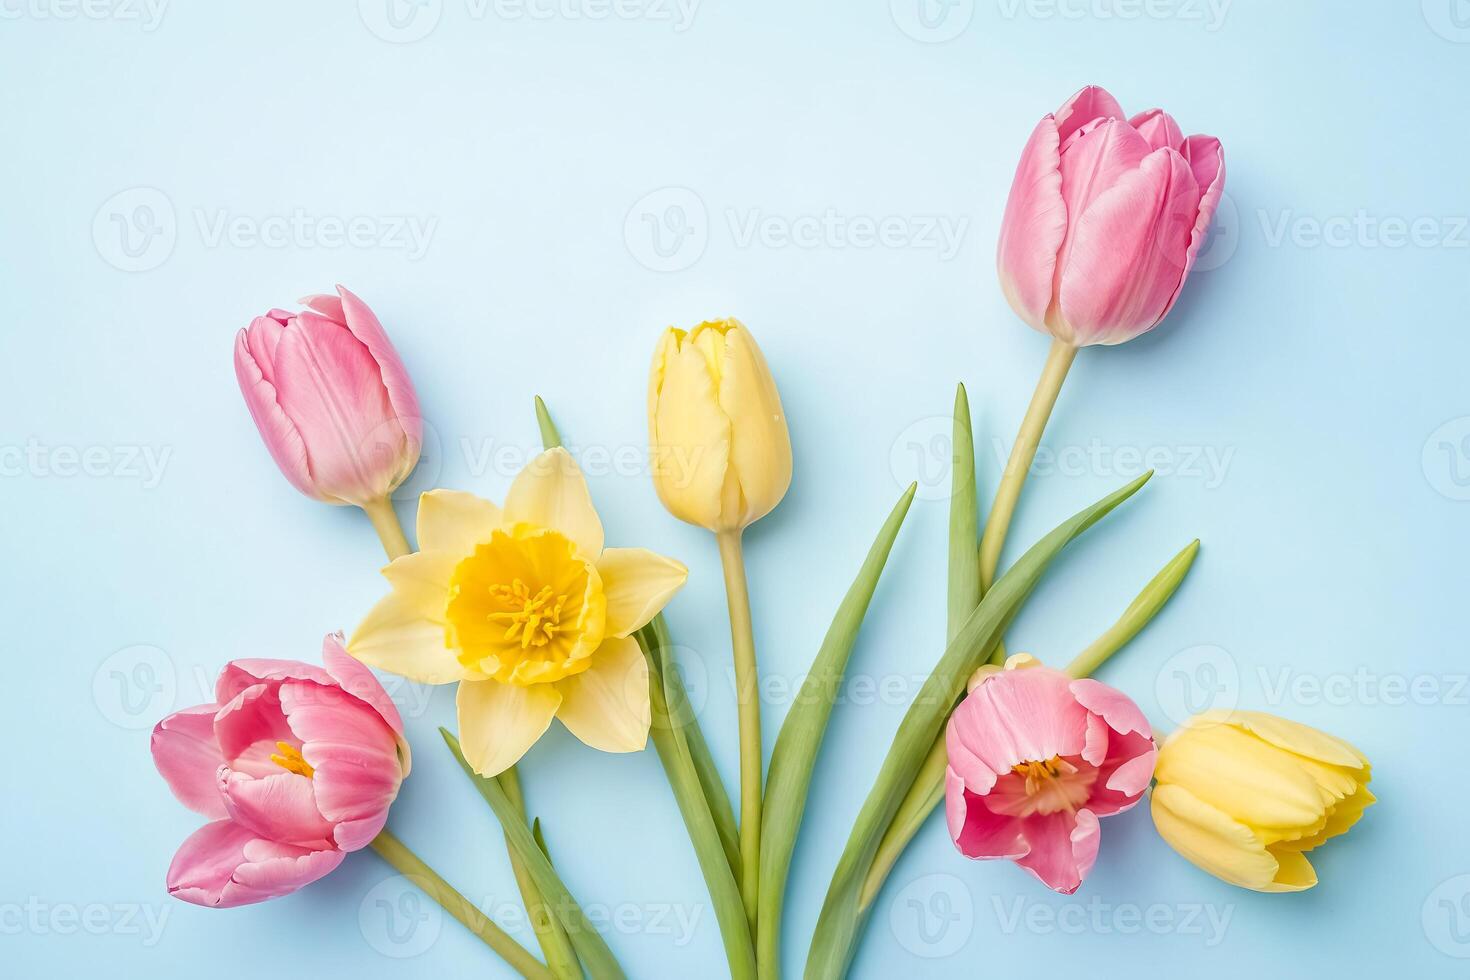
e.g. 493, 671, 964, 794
3, 1, 1467, 976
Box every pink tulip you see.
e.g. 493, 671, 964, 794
996, 84, 1225, 346
944, 657, 1156, 893
151, 634, 410, 908
234, 286, 422, 506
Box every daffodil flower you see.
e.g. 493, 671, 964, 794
349, 447, 688, 777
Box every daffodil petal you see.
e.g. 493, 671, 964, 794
503, 448, 604, 558
349, 591, 467, 685
555, 636, 650, 753
596, 547, 688, 637
456, 679, 561, 777
1151, 783, 1279, 891
380, 550, 457, 619
417, 489, 501, 555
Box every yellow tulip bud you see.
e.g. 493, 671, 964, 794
1150, 710, 1374, 892
647, 319, 792, 533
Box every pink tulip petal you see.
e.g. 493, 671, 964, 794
1159, 135, 1227, 319
216, 659, 337, 705
166, 820, 344, 909
951, 788, 1029, 860
301, 292, 346, 322
1057, 146, 1200, 345
234, 327, 317, 499
996, 114, 1068, 333
1055, 85, 1126, 144
1129, 108, 1184, 151
1082, 711, 1110, 766
946, 712, 1001, 795
334, 285, 423, 450
1106, 748, 1158, 798
948, 667, 1090, 776
151, 704, 227, 818
218, 769, 335, 846
272, 311, 403, 505
1013, 809, 1100, 894
279, 680, 402, 841
321, 633, 409, 749
213, 684, 293, 776
1071, 678, 1153, 738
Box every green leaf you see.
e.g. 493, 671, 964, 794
1067, 538, 1200, 678
441, 730, 626, 980
636, 627, 757, 979
948, 382, 981, 643
755, 482, 917, 976
804, 471, 1153, 980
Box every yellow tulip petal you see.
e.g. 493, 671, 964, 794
349, 591, 468, 685
417, 489, 501, 555
1222, 710, 1369, 770
1151, 784, 1280, 891
596, 547, 688, 637
503, 448, 604, 558
380, 549, 458, 619
456, 679, 562, 777
1157, 721, 1326, 836
713, 321, 791, 525
650, 332, 732, 530
554, 635, 650, 753
1262, 847, 1318, 892
1283, 783, 1376, 851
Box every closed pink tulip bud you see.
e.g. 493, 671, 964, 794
997, 85, 1225, 346
234, 285, 422, 506
945, 655, 1156, 893
151, 634, 410, 908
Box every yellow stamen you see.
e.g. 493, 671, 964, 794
486, 578, 570, 649
1011, 756, 1077, 797
270, 741, 315, 778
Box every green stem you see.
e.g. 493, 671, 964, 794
639, 628, 758, 980
368, 829, 554, 980
976, 338, 1077, 663
499, 768, 581, 980
716, 529, 762, 937
362, 496, 411, 560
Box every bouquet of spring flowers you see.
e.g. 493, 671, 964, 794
152, 85, 1373, 979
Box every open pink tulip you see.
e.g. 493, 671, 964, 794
234, 285, 422, 506
997, 84, 1225, 346
151, 634, 410, 908
945, 656, 1156, 893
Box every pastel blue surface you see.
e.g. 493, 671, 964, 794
3, 2, 1467, 977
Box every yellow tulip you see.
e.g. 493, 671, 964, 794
1151, 710, 1374, 892
647, 318, 792, 533
349, 447, 689, 777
